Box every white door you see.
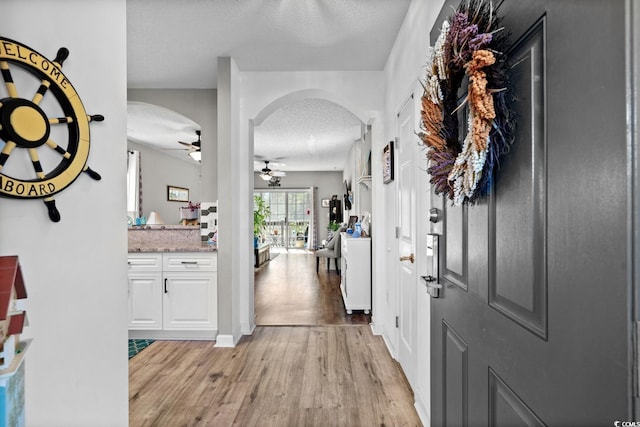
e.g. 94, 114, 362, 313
163, 273, 217, 330
397, 95, 417, 389
128, 272, 163, 330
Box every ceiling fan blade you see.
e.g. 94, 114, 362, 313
271, 170, 286, 177
254, 155, 286, 166
177, 130, 202, 150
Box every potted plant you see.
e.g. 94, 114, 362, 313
253, 195, 270, 248
327, 220, 341, 242
328, 220, 340, 232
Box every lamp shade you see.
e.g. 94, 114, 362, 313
147, 211, 164, 225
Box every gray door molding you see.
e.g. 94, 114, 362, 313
628, 0, 640, 419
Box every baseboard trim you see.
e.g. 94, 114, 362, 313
381, 332, 397, 360
369, 318, 383, 336
242, 321, 256, 335
414, 392, 430, 427
214, 333, 241, 347
128, 330, 216, 341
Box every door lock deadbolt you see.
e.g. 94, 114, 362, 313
429, 208, 440, 223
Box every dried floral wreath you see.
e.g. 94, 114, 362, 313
419, 0, 516, 205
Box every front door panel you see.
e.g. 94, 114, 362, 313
443, 203, 467, 291
488, 368, 545, 427
430, 1, 629, 425
443, 321, 468, 426
489, 20, 547, 339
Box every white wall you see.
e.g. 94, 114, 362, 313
217, 57, 247, 344
381, 0, 445, 424
343, 134, 373, 230
2, 1, 128, 426
127, 88, 218, 202
239, 71, 385, 334
242, 72, 383, 123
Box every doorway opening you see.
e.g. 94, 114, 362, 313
249, 90, 373, 329
255, 189, 312, 251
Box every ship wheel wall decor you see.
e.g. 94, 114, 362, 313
0, 37, 103, 222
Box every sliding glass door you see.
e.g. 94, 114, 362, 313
255, 189, 312, 249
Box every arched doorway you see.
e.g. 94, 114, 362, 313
249, 90, 373, 326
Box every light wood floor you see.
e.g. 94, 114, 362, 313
129, 326, 422, 426
254, 250, 371, 326
130, 250, 422, 426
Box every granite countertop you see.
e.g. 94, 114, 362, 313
128, 242, 217, 253
128, 225, 199, 230
128, 224, 216, 252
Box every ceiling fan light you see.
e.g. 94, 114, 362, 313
260, 173, 272, 181
189, 151, 201, 162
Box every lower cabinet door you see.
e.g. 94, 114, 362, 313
162, 272, 217, 330
128, 272, 163, 330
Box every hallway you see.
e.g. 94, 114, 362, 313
129, 250, 422, 426
129, 325, 421, 426
254, 250, 371, 326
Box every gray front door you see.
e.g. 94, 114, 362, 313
430, 1, 630, 425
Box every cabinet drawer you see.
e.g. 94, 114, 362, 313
163, 253, 216, 272
128, 253, 162, 271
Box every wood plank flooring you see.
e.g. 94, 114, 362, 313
254, 250, 371, 325
130, 250, 421, 426
129, 326, 422, 426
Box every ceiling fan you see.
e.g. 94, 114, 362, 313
259, 160, 286, 181
177, 130, 201, 161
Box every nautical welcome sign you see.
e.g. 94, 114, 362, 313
0, 37, 103, 222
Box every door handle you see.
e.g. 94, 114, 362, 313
164, 278, 168, 294
426, 234, 441, 298
399, 253, 415, 263
421, 276, 443, 297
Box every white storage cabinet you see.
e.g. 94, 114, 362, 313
340, 233, 371, 314
128, 252, 217, 339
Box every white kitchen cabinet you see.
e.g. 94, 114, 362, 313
340, 233, 371, 314
128, 271, 163, 330
127, 252, 217, 339
163, 272, 216, 330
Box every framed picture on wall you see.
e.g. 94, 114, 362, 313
321, 198, 330, 208
347, 215, 358, 230
167, 185, 189, 202
383, 141, 394, 184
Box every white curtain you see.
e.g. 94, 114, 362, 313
310, 186, 318, 249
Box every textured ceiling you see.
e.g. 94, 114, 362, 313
254, 98, 363, 171
127, 0, 411, 89
126, 0, 411, 170
127, 101, 201, 150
